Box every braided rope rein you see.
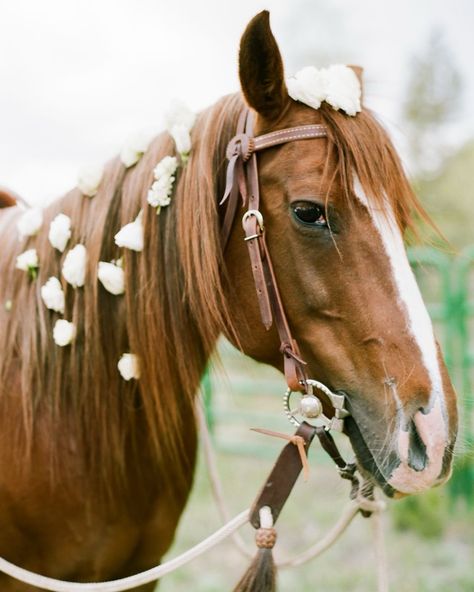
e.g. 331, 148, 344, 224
197, 404, 389, 589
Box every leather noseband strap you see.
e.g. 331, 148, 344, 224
221, 109, 328, 393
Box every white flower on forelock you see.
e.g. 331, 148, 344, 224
41, 277, 65, 314
62, 244, 87, 288
48, 213, 72, 252
97, 261, 125, 295
117, 353, 140, 381
147, 156, 178, 211
164, 99, 196, 132
17, 208, 43, 239
53, 319, 76, 347
16, 248, 39, 273
287, 64, 361, 117
120, 129, 155, 168
114, 210, 144, 252
78, 164, 104, 197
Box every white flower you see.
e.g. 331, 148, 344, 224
78, 164, 104, 197
164, 99, 195, 158
170, 124, 192, 157
147, 156, 178, 211
114, 211, 144, 252
16, 248, 39, 278
97, 261, 125, 295
287, 66, 327, 110
120, 129, 155, 168
153, 155, 178, 179
62, 244, 87, 288
17, 208, 43, 239
164, 99, 196, 132
324, 65, 362, 116
117, 353, 140, 381
53, 319, 76, 347
41, 277, 65, 314
48, 213, 72, 252
287, 64, 361, 117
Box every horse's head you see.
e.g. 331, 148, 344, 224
224, 11, 458, 497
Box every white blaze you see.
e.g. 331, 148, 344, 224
353, 178, 445, 410
353, 179, 450, 492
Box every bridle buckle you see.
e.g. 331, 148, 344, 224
242, 209, 265, 241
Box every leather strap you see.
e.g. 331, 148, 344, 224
249, 422, 317, 528
222, 110, 327, 392
253, 124, 327, 152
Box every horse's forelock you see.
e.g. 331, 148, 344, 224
317, 103, 435, 240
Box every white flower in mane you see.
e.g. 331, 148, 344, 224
17, 207, 43, 239
164, 99, 196, 161
53, 319, 76, 347
164, 99, 196, 131
287, 64, 361, 117
170, 124, 192, 159
48, 213, 72, 252
16, 248, 39, 279
120, 129, 155, 168
117, 353, 140, 381
41, 277, 65, 314
97, 259, 125, 295
147, 155, 178, 213
62, 244, 87, 288
78, 163, 104, 197
114, 210, 144, 252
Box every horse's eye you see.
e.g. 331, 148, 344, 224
292, 202, 327, 226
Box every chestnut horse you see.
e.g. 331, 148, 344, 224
0, 11, 458, 591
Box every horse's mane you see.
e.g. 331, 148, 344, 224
0, 92, 426, 498
0, 93, 242, 498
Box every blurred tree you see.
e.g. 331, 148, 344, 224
415, 140, 474, 249
402, 30, 463, 174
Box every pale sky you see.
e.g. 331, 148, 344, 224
1, 0, 473, 206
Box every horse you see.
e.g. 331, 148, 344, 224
0, 10, 458, 591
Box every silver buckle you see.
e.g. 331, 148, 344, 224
242, 209, 264, 235
283, 379, 350, 432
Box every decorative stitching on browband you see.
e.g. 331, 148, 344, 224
256, 124, 326, 140
254, 131, 327, 151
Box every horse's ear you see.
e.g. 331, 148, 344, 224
239, 11, 288, 121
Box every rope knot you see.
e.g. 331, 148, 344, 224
255, 527, 277, 549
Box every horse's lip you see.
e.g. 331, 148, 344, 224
342, 414, 396, 498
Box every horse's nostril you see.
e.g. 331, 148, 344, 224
407, 420, 428, 472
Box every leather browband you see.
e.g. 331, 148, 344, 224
221, 110, 328, 393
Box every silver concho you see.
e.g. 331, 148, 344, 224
283, 379, 349, 432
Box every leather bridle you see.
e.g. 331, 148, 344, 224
221, 108, 348, 430
219, 109, 379, 537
